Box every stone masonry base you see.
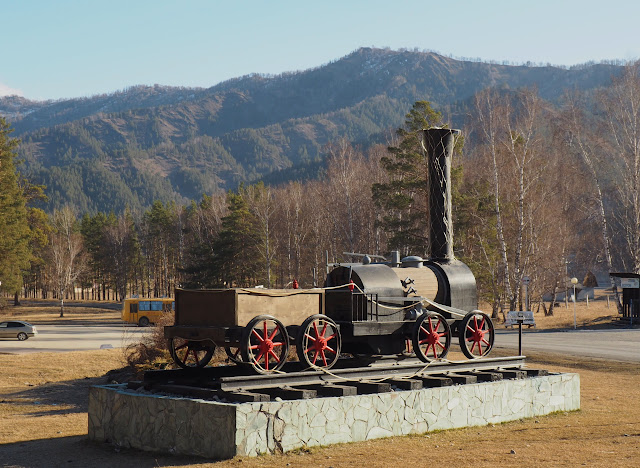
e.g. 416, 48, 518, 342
88, 373, 579, 459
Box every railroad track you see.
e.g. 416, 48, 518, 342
131, 355, 547, 403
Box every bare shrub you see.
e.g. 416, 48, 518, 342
123, 313, 173, 374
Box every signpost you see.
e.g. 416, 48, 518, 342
571, 277, 578, 329
516, 311, 525, 356
522, 276, 530, 312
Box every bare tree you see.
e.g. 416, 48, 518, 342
323, 139, 366, 254
563, 90, 614, 273
274, 182, 312, 286
598, 61, 640, 272
49, 206, 85, 317
471, 87, 547, 311
247, 184, 278, 288
561, 89, 621, 311
472, 89, 515, 311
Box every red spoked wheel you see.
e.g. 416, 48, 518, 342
241, 315, 289, 374
459, 311, 495, 359
296, 314, 341, 369
412, 312, 451, 362
168, 337, 215, 369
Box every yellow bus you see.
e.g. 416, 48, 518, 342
121, 297, 174, 326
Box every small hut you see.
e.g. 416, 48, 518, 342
609, 272, 640, 321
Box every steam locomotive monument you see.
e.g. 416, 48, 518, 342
88, 128, 580, 459
164, 128, 494, 373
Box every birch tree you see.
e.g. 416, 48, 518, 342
50, 206, 85, 316
248, 183, 278, 288
560, 90, 623, 312
598, 61, 640, 272
563, 90, 614, 273
471, 87, 547, 311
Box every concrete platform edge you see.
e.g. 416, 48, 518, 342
88, 373, 579, 459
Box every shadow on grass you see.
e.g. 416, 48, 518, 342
5, 368, 135, 417
491, 346, 640, 375
0, 435, 210, 468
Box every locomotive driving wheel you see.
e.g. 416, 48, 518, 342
459, 311, 495, 359
296, 314, 341, 369
412, 312, 451, 362
168, 337, 215, 369
241, 315, 289, 374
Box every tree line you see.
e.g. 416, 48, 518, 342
2, 61, 640, 317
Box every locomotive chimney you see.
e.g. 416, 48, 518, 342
422, 128, 460, 262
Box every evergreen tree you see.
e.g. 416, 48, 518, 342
0, 118, 32, 302
80, 212, 111, 299
141, 201, 182, 297
372, 101, 453, 256
211, 189, 260, 287
22, 207, 50, 300
181, 194, 227, 288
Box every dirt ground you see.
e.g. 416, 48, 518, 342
0, 296, 638, 467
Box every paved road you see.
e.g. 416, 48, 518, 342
0, 324, 149, 354
3, 322, 639, 363
494, 328, 640, 363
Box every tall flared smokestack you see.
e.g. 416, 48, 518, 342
422, 128, 460, 262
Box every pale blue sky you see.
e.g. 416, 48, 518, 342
2, 0, 639, 100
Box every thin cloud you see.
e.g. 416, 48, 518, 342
0, 82, 23, 97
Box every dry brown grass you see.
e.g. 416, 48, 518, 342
1, 349, 639, 467
1, 299, 121, 325
483, 293, 621, 330
1, 295, 638, 467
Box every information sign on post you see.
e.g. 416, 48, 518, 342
620, 278, 639, 289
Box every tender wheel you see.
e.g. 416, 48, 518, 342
225, 346, 244, 364
296, 314, 341, 369
459, 311, 495, 359
138, 316, 150, 327
241, 315, 289, 374
412, 312, 451, 362
168, 337, 215, 369
17, 332, 28, 341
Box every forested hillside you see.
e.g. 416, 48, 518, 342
0, 47, 623, 213
3, 55, 640, 317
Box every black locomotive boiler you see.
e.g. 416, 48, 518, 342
164, 128, 495, 374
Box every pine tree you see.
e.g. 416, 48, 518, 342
372, 101, 455, 256
80, 212, 110, 299
0, 118, 32, 303
211, 189, 261, 287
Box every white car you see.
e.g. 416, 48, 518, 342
0, 320, 38, 340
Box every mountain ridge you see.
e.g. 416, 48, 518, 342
0, 47, 624, 213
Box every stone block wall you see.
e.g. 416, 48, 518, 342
88, 373, 579, 459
